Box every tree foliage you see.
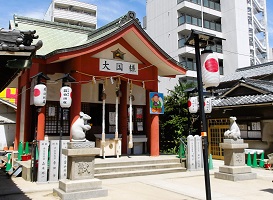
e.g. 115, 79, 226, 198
159, 81, 196, 153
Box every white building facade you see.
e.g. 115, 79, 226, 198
146, 0, 269, 95
44, 0, 97, 29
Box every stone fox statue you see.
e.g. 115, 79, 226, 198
71, 112, 91, 142
224, 116, 241, 140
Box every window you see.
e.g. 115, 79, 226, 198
204, 20, 210, 29
238, 121, 261, 139
45, 101, 70, 136
178, 15, 185, 26
192, 17, 198, 26
178, 38, 186, 48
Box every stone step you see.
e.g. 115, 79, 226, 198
95, 162, 182, 174
94, 167, 186, 179
95, 158, 183, 168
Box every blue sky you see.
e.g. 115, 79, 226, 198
0, 0, 146, 28
0, 0, 273, 48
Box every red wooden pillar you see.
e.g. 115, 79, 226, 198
150, 115, 159, 156
149, 69, 159, 156
70, 57, 82, 138
14, 77, 22, 150
119, 80, 127, 154
37, 106, 46, 140
24, 73, 31, 143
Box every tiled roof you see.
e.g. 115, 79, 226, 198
10, 15, 91, 56
212, 93, 273, 107
10, 13, 137, 57
8, 12, 186, 76
241, 78, 273, 93
220, 61, 273, 83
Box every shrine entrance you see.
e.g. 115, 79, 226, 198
208, 119, 229, 160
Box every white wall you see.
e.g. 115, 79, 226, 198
146, 0, 178, 59
221, 0, 250, 74
0, 124, 16, 149
0, 102, 16, 149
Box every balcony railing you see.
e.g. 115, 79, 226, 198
203, 0, 221, 11
178, 14, 221, 32
178, 14, 202, 27
177, 0, 201, 5
203, 19, 221, 32
177, 0, 220, 11
179, 38, 222, 53
180, 59, 223, 75
206, 44, 222, 53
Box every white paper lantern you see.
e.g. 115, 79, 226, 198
60, 86, 72, 108
33, 84, 47, 106
204, 98, 212, 113
188, 97, 198, 113
201, 50, 220, 88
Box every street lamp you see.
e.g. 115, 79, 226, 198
185, 29, 224, 200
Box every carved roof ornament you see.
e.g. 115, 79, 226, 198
111, 48, 125, 60
0, 29, 42, 53
0, 29, 43, 92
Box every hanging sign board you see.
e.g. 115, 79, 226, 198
37, 140, 49, 183
48, 140, 59, 182
99, 59, 138, 75
149, 92, 164, 114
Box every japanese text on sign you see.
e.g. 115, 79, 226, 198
99, 59, 138, 75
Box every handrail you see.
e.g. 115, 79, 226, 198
254, 35, 267, 53
255, 57, 262, 65
252, 0, 264, 12
253, 15, 265, 32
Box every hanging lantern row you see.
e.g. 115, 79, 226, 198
188, 97, 212, 114
33, 84, 72, 108
201, 50, 220, 89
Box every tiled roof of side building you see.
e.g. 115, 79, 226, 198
212, 93, 273, 107
241, 78, 273, 93
220, 61, 273, 83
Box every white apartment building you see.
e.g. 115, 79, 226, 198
146, 0, 270, 95
44, 0, 97, 29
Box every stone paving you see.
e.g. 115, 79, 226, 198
1, 157, 273, 200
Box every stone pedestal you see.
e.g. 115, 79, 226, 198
53, 142, 108, 200
214, 139, 256, 181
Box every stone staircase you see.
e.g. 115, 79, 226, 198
94, 155, 186, 179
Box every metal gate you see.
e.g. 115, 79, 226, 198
208, 119, 229, 160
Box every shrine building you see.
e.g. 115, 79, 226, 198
10, 12, 186, 156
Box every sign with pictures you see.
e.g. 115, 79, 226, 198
149, 92, 164, 114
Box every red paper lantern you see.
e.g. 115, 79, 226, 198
201, 50, 220, 88
60, 86, 72, 108
188, 97, 198, 113
33, 84, 47, 106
